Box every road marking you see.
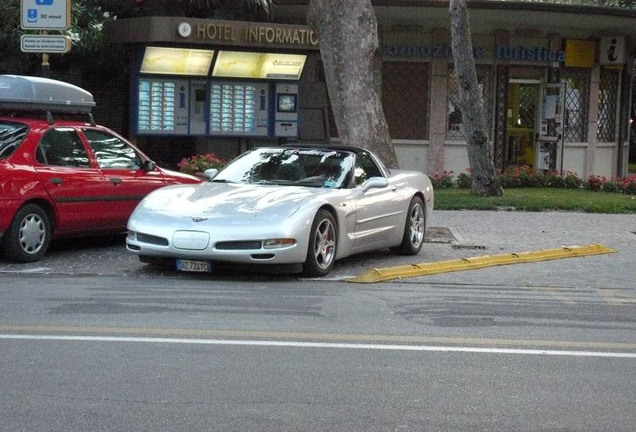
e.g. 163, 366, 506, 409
2, 325, 636, 351
596, 289, 636, 306
0, 267, 49, 274
533, 287, 576, 305
1, 334, 635, 358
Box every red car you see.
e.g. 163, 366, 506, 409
0, 75, 199, 262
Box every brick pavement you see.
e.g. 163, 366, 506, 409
0, 211, 634, 289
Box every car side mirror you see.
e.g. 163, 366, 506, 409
141, 160, 156, 171
203, 168, 218, 180
361, 176, 389, 192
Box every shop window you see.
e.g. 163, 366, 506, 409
561, 68, 589, 142
446, 66, 492, 140
382, 62, 429, 140
597, 68, 619, 142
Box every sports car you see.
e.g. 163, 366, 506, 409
126, 145, 434, 276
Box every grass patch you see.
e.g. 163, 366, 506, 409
435, 188, 636, 213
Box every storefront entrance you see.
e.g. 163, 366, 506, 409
506, 79, 539, 169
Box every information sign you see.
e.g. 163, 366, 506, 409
21, 0, 71, 30
20, 35, 71, 53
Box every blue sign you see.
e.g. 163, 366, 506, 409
36, 0, 54, 5
27, 9, 37, 22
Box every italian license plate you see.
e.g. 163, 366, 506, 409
176, 259, 212, 273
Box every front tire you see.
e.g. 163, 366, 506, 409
303, 209, 337, 277
1, 204, 51, 262
391, 196, 425, 256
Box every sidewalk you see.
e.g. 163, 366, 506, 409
1, 211, 634, 289
329, 210, 636, 289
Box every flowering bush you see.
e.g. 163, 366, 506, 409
586, 175, 606, 192
431, 170, 454, 189
177, 153, 227, 175
430, 168, 634, 194
623, 177, 636, 195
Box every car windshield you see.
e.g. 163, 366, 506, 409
0, 122, 29, 160
214, 148, 355, 188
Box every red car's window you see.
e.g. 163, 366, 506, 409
37, 128, 90, 167
82, 129, 141, 170
0, 121, 29, 160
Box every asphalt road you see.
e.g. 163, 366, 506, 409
1, 210, 635, 431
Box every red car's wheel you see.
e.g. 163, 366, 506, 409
2, 204, 51, 262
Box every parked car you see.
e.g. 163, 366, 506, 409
0, 75, 199, 262
126, 145, 434, 276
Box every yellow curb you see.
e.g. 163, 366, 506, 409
348, 244, 616, 284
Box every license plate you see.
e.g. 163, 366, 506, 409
176, 259, 212, 273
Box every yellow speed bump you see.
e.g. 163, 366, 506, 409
348, 244, 616, 284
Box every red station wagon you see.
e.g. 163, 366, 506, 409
0, 75, 199, 262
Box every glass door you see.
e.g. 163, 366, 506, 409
506, 80, 539, 169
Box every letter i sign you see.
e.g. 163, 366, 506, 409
600, 36, 625, 65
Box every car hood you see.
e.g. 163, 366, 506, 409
137, 182, 320, 220
157, 167, 201, 184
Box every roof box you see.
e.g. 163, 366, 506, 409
0, 75, 96, 114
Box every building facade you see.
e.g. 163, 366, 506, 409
106, 1, 636, 178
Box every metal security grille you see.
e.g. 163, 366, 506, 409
494, 66, 509, 169
598, 68, 619, 142
382, 62, 429, 139
561, 68, 589, 142
516, 85, 537, 128
446, 66, 493, 140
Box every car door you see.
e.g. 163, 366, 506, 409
34, 126, 110, 234
81, 127, 167, 227
352, 150, 404, 250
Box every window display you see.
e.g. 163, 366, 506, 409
209, 83, 259, 135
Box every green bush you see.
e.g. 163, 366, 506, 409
455, 171, 472, 189
429, 168, 633, 195
431, 170, 454, 189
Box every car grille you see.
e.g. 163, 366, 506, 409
215, 241, 262, 250
137, 233, 169, 246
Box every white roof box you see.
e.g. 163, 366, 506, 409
0, 75, 96, 114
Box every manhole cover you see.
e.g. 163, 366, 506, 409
425, 227, 456, 244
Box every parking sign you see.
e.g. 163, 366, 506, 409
21, 0, 71, 30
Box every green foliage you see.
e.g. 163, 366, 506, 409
0, 0, 274, 75
434, 188, 636, 213
430, 170, 455, 190
434, 168, 636, 195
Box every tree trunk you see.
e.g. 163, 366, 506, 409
449, 0, 503, 196
307, 0, 398, 168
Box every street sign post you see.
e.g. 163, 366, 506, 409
21, 35, 71, 53
21, 0, 71, 30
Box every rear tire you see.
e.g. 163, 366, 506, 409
303, 209, 337, 277
1, 204, 51, 262
391, 196, 425, 256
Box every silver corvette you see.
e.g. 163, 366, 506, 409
126, 145, 434, 276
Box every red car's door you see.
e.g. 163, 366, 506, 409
80, 128, 167, 227
34, 127, 111, 234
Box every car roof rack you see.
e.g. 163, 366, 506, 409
0, 75, 96, 125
